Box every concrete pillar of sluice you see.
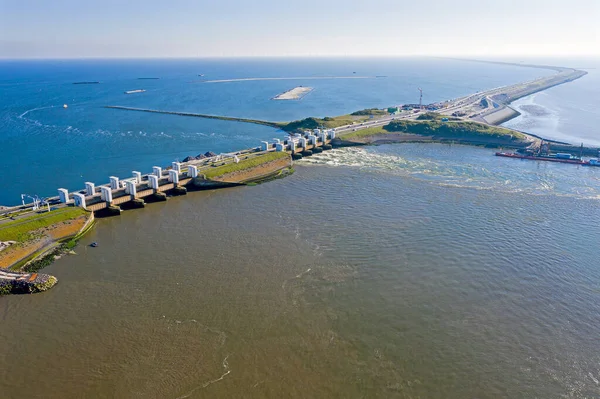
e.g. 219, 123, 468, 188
261, 141, 270, 151
73, 193, 87, 210
95, 205, 122, 218
85, 182, 95, 196
328, 129, 336, 139
274, 138, 281, 144
299, 138, 307, 149
109, 176, 120, 190
170, 186, 187, 196
168, 170, 179, 185
153, 166, 162, 178
308, 135, 317, 146
148, 175, 159, 190
276, 143, 285, 152
187, 165, 198, 178
146, 192, 167, 203
58, 188, 70, 204
120, 198, 145, 210
172, 162, 181, 173
100, 186, 113, 203
125, 180, 137, 197
131, 198, 145, 208
132, 171, 142, 184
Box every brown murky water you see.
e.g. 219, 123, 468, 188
1, 145, 599, 398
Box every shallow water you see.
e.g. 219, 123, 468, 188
1, 144, 599, 398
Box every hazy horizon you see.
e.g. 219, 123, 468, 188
1, 0, 598, 59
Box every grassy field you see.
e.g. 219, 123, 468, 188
0, 207, 88, 242
350, 108, 388, 116
201, 152, 290, 179
282, 114, 375, 132
341, 126, 387, 139
341, 119, 526, 141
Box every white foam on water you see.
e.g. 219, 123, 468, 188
300, 147, 600, 200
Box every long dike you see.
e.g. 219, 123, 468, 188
476, 67, 587, 125
105, 106, 285, 129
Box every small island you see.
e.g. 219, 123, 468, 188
272, 86, 313, 100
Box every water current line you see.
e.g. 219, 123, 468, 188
175, 355, 231, 399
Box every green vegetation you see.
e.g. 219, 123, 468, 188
281, 111, 384, 132
350, 108, 387, 116
384, 120, 526, 140
282, 116, 357, 132
340, 118, 526, 142
341, 126, 387, 139
0, 207, 88, 242
416, 112, 460, 121
201, 152, 290, 179
22, 250, 60, 273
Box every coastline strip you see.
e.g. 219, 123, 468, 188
196, 76, 377, 83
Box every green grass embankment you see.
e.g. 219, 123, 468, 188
341, 116, 526, 142
350, 108, 388, 116
0, 207, 88, 242
282, 112, 383, 132
201, 152, 290, 179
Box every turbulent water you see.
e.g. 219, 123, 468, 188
1, 144, 600, 398
1, 59, 600, 398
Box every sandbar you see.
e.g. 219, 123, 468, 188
272, 86, 313, 100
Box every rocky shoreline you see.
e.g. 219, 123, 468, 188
0, 269, 58, 295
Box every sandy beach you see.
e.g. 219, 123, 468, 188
272, 86, 313, 100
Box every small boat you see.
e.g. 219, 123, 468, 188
63, 104, 68, 108
124, 89, 146, 94
90, 242, 98, 247
198, 74, 205, 77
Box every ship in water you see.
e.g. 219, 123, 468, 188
496, 141, 600, 166
124, 89, 146, 94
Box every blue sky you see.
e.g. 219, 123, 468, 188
1, 0, 598, 58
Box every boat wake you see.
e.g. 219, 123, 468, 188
18, 105, 56, 119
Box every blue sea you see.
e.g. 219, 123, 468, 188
0, 57, 565, 206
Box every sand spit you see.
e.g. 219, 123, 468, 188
272, 86, 313, 100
